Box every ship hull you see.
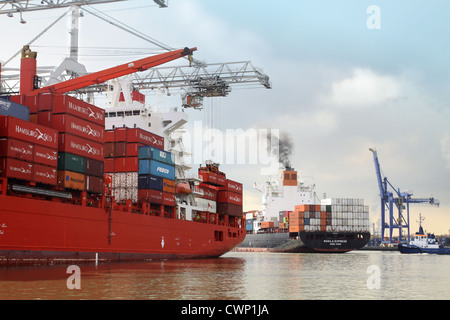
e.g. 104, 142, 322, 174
0, 194, 245, 266
238, 231, 370, 253
398, 244, 450, 255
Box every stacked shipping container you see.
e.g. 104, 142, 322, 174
104, 126, 170, 207
7, 94, 106, 193
0, 115, 58, 185
289, 198, 370, 233
138, 144, 175, 207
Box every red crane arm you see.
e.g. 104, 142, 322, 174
29, 47, 197, 96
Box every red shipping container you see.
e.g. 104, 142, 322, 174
104, 142, 114, 158
33, 164, 57, 186
85, 158, 104, 178
105, 130, 114, 143
114, 127, 128, 142
162, 192, 175, 207
198, 170, 218, 185
10, 94, 38, 113
0, 115, 58, 149
224, 179, 243, 194
58, 133, 104, 161
85, 175, 103, 194
114, 141, 127, 157
216, 173, 226, 186
51, 114, 104, 143
127, 128, 164, 149
0, 138, 34, 161
36, 93, 53, 111
217, 203, 243, 217
52, 95, 105, 126
104, 158, 114, 173
36, 111, 52, 128
217, 191, 243, 206
197, 183, 218, 201
34, 144, 58, 167
126, 156, 139, 172
138, 189, 163, 204
114, 157, 127, 172
126, 143, 143, 157
0, 157, 33, 181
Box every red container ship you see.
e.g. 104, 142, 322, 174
0, 46, 245, 266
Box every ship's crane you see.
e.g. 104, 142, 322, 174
369, 148, 440, 244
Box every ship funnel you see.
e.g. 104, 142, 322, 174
281, 169, 297, 186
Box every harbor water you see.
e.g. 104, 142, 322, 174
0, 251, 449, 300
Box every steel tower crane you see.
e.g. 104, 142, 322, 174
369, 148, 440, 244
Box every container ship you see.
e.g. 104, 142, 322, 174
238, 167, 370, 253
0, 46, 245, 266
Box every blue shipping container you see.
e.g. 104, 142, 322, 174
0, 97, 30, 121
138, 146, 174, 165
138, 174, 163, 190
139, 159, 175, 180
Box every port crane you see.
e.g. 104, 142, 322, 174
369, 148, 440, 244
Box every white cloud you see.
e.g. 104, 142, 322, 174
326, 68, 400, 109
441, 132, 450, 170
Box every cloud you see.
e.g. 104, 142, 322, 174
326, 68, 401, 109
441, 132, 450, 170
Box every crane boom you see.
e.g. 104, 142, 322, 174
28, 47, 197, 96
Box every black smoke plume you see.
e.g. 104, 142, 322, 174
267, 130, 294, 171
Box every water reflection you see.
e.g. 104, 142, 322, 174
1, 251, 449, 300
0, 257, 247, 300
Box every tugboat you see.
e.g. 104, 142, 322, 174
398, 214, 450, 255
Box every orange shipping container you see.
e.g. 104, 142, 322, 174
163, 179, 176, 194
295, 204, 308, 212
261, 221, 274, 229
58, 170, 85, 191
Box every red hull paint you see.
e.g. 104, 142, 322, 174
0, 193, 245, 266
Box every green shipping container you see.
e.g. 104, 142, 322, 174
58, 152, 86, 174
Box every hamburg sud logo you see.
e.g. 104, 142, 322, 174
70, 140, 101, 156
68, 101, 104, 121
70, 122, 101, 138
15, 125, 54, 144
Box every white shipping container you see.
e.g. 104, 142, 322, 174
196, 198, 217, 213
126, 172, 138, 188
113, 187, 127, 201
126, 187, 138, 203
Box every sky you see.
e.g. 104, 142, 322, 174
1, 0, 450, 235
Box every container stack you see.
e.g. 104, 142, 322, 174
289, 198, 370, 233
0, 115, 58, 186
217, 179, 243, 217
8, 94, 106, 194
138, 145, 175, 208
104, 127, 165, 204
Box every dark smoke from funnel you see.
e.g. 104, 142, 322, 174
266, 130, 294, 171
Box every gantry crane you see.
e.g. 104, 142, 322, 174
369, 148, 440, 244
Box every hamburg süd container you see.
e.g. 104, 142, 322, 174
33, 164, 57, 186
138, 188, 163, 204
58, 133, 104, 161
51, 114, 104, 143
51, 95, 105, 126
34, 145, 58, 167
127, 128, 164, 149
0, 157, 33, 181
0, 115, 58, 149
0, 138, 34, 162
